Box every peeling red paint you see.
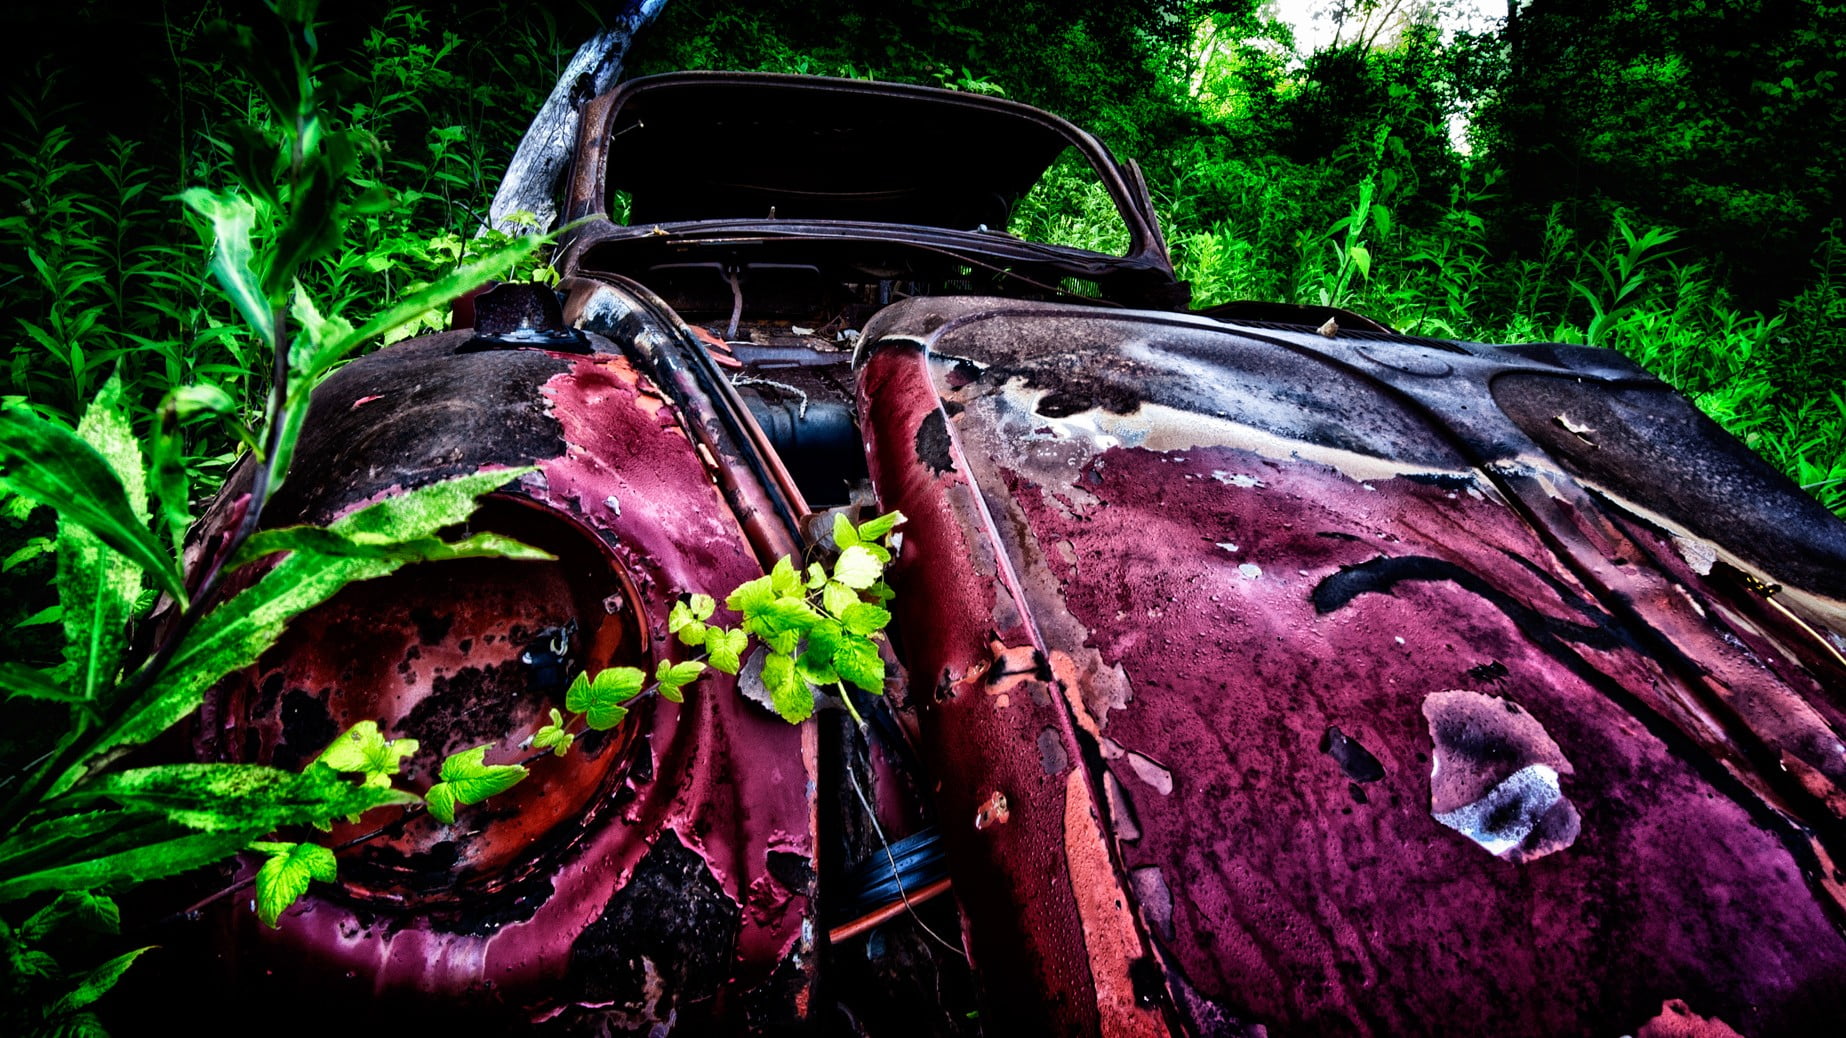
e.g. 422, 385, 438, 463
858, 296, 1846, 1035
188, 331, 817, 1028
157, 75, 1846, 1035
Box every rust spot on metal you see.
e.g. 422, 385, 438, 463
974, 791, 1011, 830
1636, 999, 1746, 1038
566, 830, 741, 1027
915, 409, 955, 475
1060, 769, 1167, 1033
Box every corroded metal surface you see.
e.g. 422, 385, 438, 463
166, 73, 1846, 1036
192, 327, 817, 1030
856, 296, 1846, 1036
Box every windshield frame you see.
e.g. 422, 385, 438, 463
560, 71, 1170, 272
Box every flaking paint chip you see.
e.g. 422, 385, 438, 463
974, 790, 1011, 829
1423, 690, 1579, 863
1238, 563, 1262, 579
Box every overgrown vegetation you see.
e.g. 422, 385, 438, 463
0, 4, 548, 1032
623, 0, 1843, 513
0, 0, 1841, 1029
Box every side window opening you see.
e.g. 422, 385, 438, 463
1009, 147, 1131, 256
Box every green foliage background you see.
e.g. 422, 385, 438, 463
3, 0, 1840, 536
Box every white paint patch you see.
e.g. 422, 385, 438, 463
1676, 535, 1718, 576
604, 494, 622, 517
1217, 542, 1239, 554
1238, 563, 1262, 579
1125, 751, 1174, 796
1211, 470, 1264, 487
1432, 763, 1566, 858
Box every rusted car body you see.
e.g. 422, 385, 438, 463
179, 72, 1846, 1035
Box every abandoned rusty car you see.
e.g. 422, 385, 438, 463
175, 72, 1846, 1035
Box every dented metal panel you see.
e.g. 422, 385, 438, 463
191, 328, 818, 1029
856, 296, 1846, 1036
159, 72, 1846, 1036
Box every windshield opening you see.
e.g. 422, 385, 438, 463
1010, 147, 1132, 256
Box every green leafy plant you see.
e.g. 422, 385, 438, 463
0, 3, 548, 1031
233, 508, 908, 930
723, 511, 902, 725
526, 508, 906, 767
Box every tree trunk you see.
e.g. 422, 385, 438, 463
487, 0, 670, 235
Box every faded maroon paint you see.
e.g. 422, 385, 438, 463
857, 297, 1846, 1036
857, 341, 1173, 1036
192, 330, 816, 1028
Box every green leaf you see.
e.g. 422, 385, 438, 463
315, 721, 417, 788
668, 600, 708, 647
51, 945, 155, 1013
833, 545, 882, 590
424, 784, 459, 825
74, 551, 395, 789
840, 602, 891, 636
287, 283, 356, 377
1348, 244, 1372, 280
1, 663, 78, 704
591, 667, 647, 704
769, 555, 802, 596
688, 593, 715, 621
219, 119, 282, 210
805, 563, 827, 589
2, 532, 52, 570
0, 814, 253, 902
752, 595, 821, 634
60, 762, 418, 832
757, 627, 799, 656
821, 581, 860, 618
831, 513, 862, 550
327, 467, 537, 544
655, 659, 705, 703
67, 470, 544, 787
265, 160, 341, 296
53, 388, 144, 698
179, 188, 274, 347
16, 604, 61, 627
251, 841, 337, 928
726, 574, 776, 614
834, 634, 886, 695
22, 891, 119, 941
264, 390, 314, 500
569, 667, 643, 729
804, 618, 844, 660
0, 404, 185, 603
761, 652, 812, 723
795, 643, 838, 687
425, 746, 527, 822
151, 384, 239, 556
856, 510, 906, 542
532, 710, 574, 758
232, 526, 550, 570
310, 235, 544, 379
705, 627, 748, 675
